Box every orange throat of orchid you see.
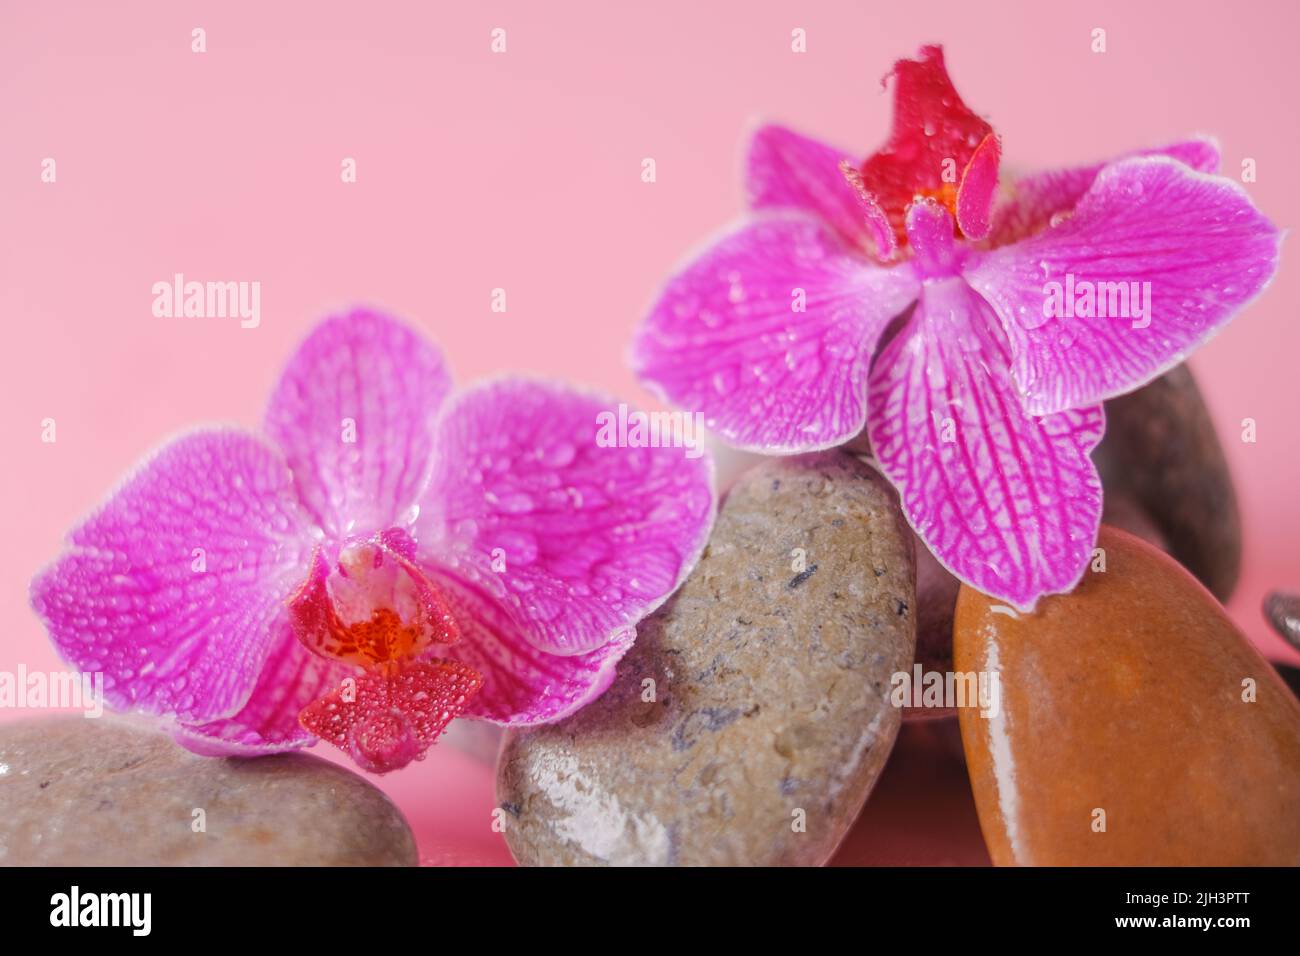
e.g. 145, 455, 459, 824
288, 529, 484, 773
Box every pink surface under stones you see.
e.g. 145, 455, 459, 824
496, 452, 916, 865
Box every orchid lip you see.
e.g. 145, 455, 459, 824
298, 658, 485, 774
287, 527, 487, 773
855, 44, 999, 253
347, 708, 419, 773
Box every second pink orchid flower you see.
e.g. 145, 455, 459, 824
632, 45, 1280, 610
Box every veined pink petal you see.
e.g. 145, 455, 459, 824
175, 620, 356, 755
967, 156, 1280, 416
264, 309, 453, 538
417, 378, 714, 656
29, 430, 319, 723
745, 124, 893, 257
421, 568, 635, 725
867, 279, 1104, 611
632, 215, 920, 452
988, 138, 1220, 246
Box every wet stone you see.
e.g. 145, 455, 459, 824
1265, 591, 1300, 652
0, 716, 417, 866
956, 526, 1300, 866
497, 451, 916, 865
1093, 365, 1241, 601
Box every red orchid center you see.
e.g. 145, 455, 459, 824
848, 45, 1001, 253
290, 530, 460, 668
289, 528, 484, 773
915, 182, 959, 220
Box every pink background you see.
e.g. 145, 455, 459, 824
2, 0, 1297, 865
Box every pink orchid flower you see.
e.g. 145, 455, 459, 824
31, 310, 714, 773
632, 44, 1280, 610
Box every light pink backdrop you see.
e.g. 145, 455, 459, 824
3, 0, 1297, 865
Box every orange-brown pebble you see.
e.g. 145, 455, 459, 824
955, 525, 1300, 866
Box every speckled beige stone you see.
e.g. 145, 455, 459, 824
497, 451, 916, 866
0, 716, 416, 866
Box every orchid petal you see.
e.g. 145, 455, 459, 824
29, 430, 318, 723
988, 138, 1220, 246
867, 279, 1104, 611
633, 215, 920, 452
745, 123, 893, 257
967, 156, 1280, 416
421, 569, 635, 725
265, 309, 453, 537
175, 621, 355, 755
417, 378, 714, 656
